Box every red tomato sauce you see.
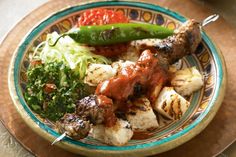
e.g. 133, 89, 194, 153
97, 95, 117, 127
95, 50, 168, 102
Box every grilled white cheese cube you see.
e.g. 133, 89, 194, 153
84, 64, 117, 86
126, 97, 159, 131
154, 87, 190, 120
91, 119, 133, 146
112, 60, 135, 72
171, 67, 204, 96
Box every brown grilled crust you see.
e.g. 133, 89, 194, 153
76, 95, 105, 125
155, 19, 201, 64
138, 19, 201, 65
56, 113, 91, 140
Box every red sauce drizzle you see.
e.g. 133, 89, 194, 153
97, 95, 117, 127
95, 50, 167, 102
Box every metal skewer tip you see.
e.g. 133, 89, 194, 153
51, 132, 67, 145
201, 14, 219, 27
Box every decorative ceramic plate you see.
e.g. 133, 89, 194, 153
8, 1, 226, 157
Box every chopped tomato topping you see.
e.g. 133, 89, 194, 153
77, 8, 129, 26
44, 83, 57, 93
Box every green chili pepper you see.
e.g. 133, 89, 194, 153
51, 23, 174, 46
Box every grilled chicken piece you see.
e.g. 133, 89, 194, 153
91, 118, 133, 146
56, 113, 91, 140
137, 19, 201, 65
171, 66, 204, 96
126, 97, 159, 131
154, 87, 190, 120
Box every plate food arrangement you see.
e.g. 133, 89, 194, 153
8, 1, 226, 157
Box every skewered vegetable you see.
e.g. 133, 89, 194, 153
95, 19, 201, 102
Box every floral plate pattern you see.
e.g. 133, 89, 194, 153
8, 1, 226, 157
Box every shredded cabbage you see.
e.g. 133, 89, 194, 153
33, 32, 111, 79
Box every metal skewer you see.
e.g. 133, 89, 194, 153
50, 14, 220, 146
201, 14, 219, 27
51, 132, 67, 145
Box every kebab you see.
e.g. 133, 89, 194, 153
53, 15, 219, 145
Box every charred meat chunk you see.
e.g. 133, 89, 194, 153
56, 113, 91, 140
76, 95, 105, 125
76, 95, 117, 127
155, 19, 201, 64
137, 19, 201, 64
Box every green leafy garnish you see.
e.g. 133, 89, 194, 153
24, 62, 89, 121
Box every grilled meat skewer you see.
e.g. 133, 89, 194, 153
53, 16, 218, 145
137, 19, 201, 65
56, 19, 201, 141
155, 19, 201, 64
56, 95, 117, 140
